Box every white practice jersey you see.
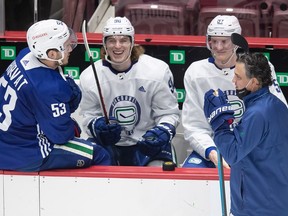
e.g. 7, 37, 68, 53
80, 54, 180, 146
182, 57, 287, 159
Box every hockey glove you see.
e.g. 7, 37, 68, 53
204, 89, 234, 131
72, 118, 81, 137
88, 116, 121, 146
137, 123, 176, 156
66, 76, 82, 113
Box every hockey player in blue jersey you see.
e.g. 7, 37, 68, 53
204, 52, 288, 216
79, 17, 180, 166
182, 15, 287, 168
0, 19, 111, 171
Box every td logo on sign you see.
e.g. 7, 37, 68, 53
1, 46, 16, 60
64, 67, 80, 80
277, 73, 288, 86
170, 50, 185, 64
176, 89, 185, 102
85, 48, 101, 62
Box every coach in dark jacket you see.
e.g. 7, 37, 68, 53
204, 52, 288, 216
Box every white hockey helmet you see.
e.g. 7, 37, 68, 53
27, 19, 77, 61
102, 16, 135, 46
207, 15, 242, 37
102, 17, 135, 65
206, 15, 241, 51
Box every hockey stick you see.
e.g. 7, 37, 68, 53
231, 33, 249, 53
82, 21, 121, 165
82, 20, 109, 124
217, 149, 227, 216
213, 90, 227, 216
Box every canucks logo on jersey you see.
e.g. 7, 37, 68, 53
224, 89, 245, 124
109, 95, 141, 135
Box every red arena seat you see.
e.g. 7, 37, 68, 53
197, 7, 260, 37
62, 0, 97, 32
124, 3, 186, 35
272, 7, 288, 38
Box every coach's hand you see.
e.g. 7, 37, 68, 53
204, 89, 234, 131
88, 116, 121, 146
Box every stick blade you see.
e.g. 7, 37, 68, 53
82, 20, 86, 33
81, 20, 91, 57
231, 33, 249, 53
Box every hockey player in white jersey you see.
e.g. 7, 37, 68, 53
0, 19, 111, 171
79, 17, 180, 166
182, 15, 287, 168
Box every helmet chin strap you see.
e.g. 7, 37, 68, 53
212, 45, 238, 67
56, 51, 65, 66
104, 46, 133, 66
45, 51, 65, 66
104, 53, 131, 66
57, 59, 64, 66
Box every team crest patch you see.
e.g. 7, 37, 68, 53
77, 160, 85, 167
109, 95, 141, 135
188, 157, 202, 164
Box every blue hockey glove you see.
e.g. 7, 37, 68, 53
204, 89, 234, 131
72, 118, 81, 137
66, 76, 82, 113
88, 116, 121, 146
137, 123, 176, 156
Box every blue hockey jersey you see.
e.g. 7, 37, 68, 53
0, 48, 75, 170
215, 87, 288, 216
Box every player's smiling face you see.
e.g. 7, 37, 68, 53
105, 35, 132, 64
209, 36, 235, 63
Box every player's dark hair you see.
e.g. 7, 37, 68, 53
236, 52, 273, 87
100, 45, 145, 62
